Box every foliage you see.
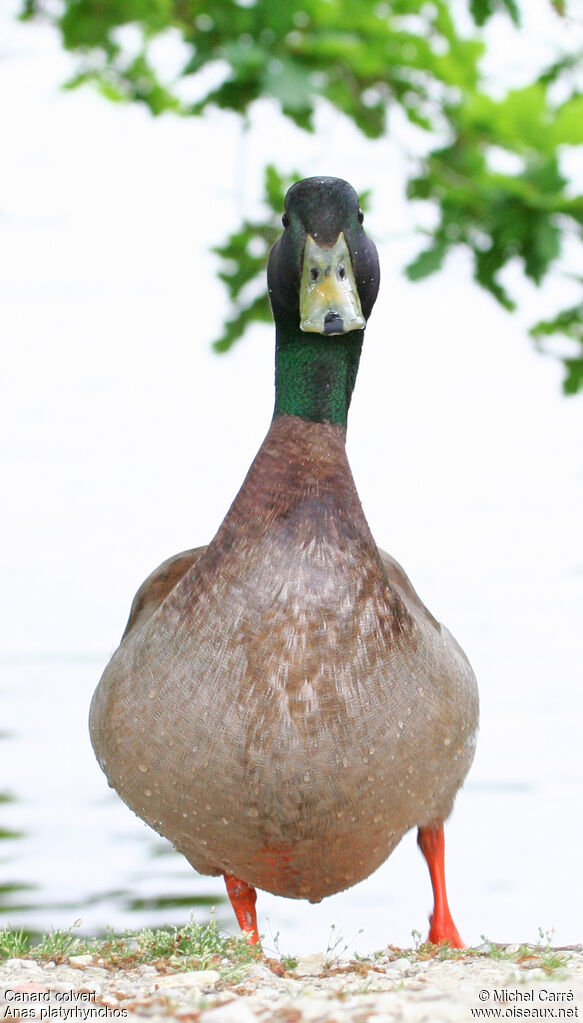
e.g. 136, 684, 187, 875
530, 299, 583, 394
405, 83, 583, 307
19, 0, 583, 392
21, 0, 484, 134
212, 165, 295, 353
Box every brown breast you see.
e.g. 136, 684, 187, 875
90, 416, 478, 901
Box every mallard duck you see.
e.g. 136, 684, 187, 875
90, 176, 479, 949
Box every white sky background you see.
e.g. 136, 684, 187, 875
1, 0, 582, 951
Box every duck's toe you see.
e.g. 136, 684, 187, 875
426, 906, 464, 948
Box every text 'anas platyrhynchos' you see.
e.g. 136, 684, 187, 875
90, 176, 479, 949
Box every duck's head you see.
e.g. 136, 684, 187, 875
268, 177, 380, 337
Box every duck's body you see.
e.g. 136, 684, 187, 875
91, 177, 478, 945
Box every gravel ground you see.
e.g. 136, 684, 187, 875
1, 946, 582, 1023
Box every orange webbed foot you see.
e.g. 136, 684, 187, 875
417, 824, 465, 949
224, 873, 261, 947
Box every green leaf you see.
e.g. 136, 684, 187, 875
97, 78, 128, 103
212, 294, 273, 353
550, 94, 583, 146
211, 164, 300, 351
463, 83, 553, 154
500, 0, 520, 23
470, 0, 520, 25
264, 164, 291, 211
530, 303, 583, 394
562, 357, 583, 395
405, 237, 449, 280
18, 0, 37, 19
523, 155, 566, 196
475, 262, 516, 310
530, 302, 583, 341
522, 215, 560, 284
261, 57, 320, 114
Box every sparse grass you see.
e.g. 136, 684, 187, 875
0, 926, 29, 960
34, 925, 90, 962
467, 928, 569, 975
0, 916, 260, 979
398, 926, 570, 977
323, 923, 364, 967
0, 919, 572, 984
269, 931, 298, 971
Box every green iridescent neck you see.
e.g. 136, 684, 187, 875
273, 326, 364, 428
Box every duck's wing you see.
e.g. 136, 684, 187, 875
121, 546, 207, 640
378, 547, 440, 631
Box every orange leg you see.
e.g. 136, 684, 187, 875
417, 824, 464, 948
224, 873, 260, 946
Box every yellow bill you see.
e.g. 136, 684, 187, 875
299, 233, 365, 335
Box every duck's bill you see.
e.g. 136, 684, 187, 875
299, 233, 365, 335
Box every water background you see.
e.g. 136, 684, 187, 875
1, 1, 582, 957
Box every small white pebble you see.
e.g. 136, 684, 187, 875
503, 968, 523, 984
136, 964, 159, 977
416, 985, 450, 1001
156, 970, 221, 990
245, 964, 274, 980
110, 986, 136, 999
524, 968, 548, 982
68, 954, 94, 967
292, 952, 326, 976
389, 958, 410, 974
288, 997, 338, 1021
5, 958, 38, 970
200, 999, 259, 1023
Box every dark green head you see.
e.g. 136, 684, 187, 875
268, 177, 380, 334
268, 177, 380, 427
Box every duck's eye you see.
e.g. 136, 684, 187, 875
338, 265, 346, 280
282, 213, 290, 228
310, 268, 319, 281
357, 208, 364, 225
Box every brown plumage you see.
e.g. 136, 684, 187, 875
90, 176, 478, 946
